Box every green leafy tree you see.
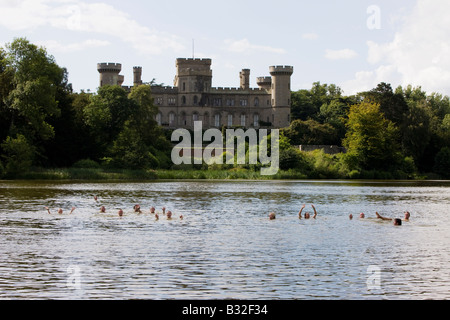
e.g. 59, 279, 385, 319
343, 101, 402, 171
1, 134, 34, 177
283, 119, 338, 146
434, 147, 450, 179
363, 82, 408, 126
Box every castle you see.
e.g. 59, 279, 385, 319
97, 58, 293, 130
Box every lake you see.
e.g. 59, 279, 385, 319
0, 179, 449, 300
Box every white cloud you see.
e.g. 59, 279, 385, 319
302, 33, 319, 40
38, 39, 111, 53
345, 0, 450, 95
225, 38, 287, 55
324, 49, 358, 60
0, 0, 185, 55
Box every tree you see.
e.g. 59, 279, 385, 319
283, 119, 338, 146
343, 101, 402, 171
1, 134, 34, 177
363, 82, 408, 126
434, 147, 450, 179
1, 38, 71, 167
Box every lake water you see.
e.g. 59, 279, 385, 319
0, 179, 449, 300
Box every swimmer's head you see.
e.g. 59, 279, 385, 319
360, 213, 365, 219
269, 212, 276, 220
167, 211, 172, 219
394, 218, 402, 226
304, 212, 311, 219
404, 212, 410, 220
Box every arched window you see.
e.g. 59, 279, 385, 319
182, 96, 186, 105
156, 113, 162, 126
253, 114, 259, 127
228, 114, 233, 127
214, 114, 221, 127
240, 114, 246, 127
254, 98, 259, 107
169, 112, 176, 126
193, 112, 200, 122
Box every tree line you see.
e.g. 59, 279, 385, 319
0, 38, 449, 179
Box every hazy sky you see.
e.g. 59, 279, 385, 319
1, 0, 449, 96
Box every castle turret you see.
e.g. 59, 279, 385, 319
256, 76, 272, 91
97, 63, 122, 87
133, 66, 143, 86
269, 65, 294, 128
174, 58, 212, 93
240, 69, 250, 90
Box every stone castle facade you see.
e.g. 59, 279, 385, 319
97, 58, 293, 130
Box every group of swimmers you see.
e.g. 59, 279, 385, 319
45, 197, 410, 226
45, 195, 183, 220
270, 204, 411, 226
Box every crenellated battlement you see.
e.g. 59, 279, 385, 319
269, 65, 294, 75
256, 76, 272, 84
97, 63, 122, 72
176, 58, 212, 63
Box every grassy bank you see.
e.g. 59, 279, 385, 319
9, 167, 310, 181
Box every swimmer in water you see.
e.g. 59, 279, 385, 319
376, 212, 410, 224
269, 212, 276, 220
359, 213, 365, 219
298, 205, 317, 219
133, 204, 142, 213
100, 206, 106, 213
45, 207, 76, 215
349, 214, 353, 220
118, 209, 124, 217
155, 213, 159, 221
150, 207, 156, 214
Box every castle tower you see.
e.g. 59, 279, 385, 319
174, 58, 213, 93
97, 63, 122, 87
270, 65, 294, 128
240, 69, 250, 90
133, 66, 143, 86
256, 76, 272, 91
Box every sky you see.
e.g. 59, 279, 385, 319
1, 0, 450, 96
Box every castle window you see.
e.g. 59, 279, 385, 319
169, 112, 176, 126
156, 97, 163, 105
183, 82, 186, 91
254, 98, 260, 107
182, 96, 186, 105
168, 97, 176, 105
193, 95, 198, 105
253, 114, 259, 128
240, 99, 248, 106
156, 113, 162, 126
214, 114, 221, 127
214, 98, 222, 106
193, 112, 200, 122
240, 114, 246, 127
226, 99, 235, 106
228, 114, 233, 127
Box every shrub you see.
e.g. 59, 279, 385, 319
1, 135, 35, 177
73, 159, 101, 169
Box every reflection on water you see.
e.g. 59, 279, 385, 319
0, 180, 449, 300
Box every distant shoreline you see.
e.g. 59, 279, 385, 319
1, 167, 445, 182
